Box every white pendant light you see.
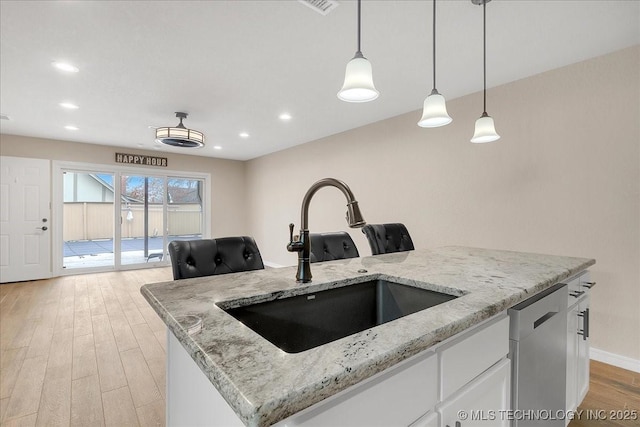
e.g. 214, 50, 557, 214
471, 0, 500, 143
418, 0, 452, 128
338, 0, 379, 103
471, 112, 499, 143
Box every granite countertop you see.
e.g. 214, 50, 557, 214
140, 246, 595, 426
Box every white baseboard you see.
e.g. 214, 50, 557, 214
590, 347, 640, 373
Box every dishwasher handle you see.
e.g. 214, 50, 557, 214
533, 311, 558, 329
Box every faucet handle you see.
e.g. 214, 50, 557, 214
287, 223, 303, 252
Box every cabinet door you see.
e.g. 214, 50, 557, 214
439, 359, 510, 427
565, 303, 579, 421
577, 297, 590, 405
280, 351, 438, 426
410, 411, 438, 427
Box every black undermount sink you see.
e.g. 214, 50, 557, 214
220, 279, 458, 353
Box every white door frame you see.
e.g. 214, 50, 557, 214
52, 160, 211, 276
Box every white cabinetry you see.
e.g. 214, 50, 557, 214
167, 314, 510, 427
565, 299, 579, 415
439, 359, 511, 427
565, 272, 592, 425
280, 350, 438, 427
280, 315, 510, 427
577, 295, 590, 403
410, 411, 439, 427
440, 316, 509, 401
167, 332, 245, 427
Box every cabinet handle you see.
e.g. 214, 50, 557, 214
569, 291, 585, 298
582, 281, 596, 289
577, 308, 590, 340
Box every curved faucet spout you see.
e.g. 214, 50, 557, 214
300, 178, 365, 230
287, 178, 366, 283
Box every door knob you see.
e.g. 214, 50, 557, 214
36, 226, 48, 231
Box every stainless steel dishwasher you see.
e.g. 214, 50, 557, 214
509, 283, 568, 427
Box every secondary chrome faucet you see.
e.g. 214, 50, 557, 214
287, 178, 366, 283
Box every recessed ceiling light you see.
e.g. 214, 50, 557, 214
64, 125, 79, 131
279, 113, 292, 121
239, 132, 250, 138
213, 146, 222, 150
52, 61, 79, 73
59, 102, 79, 109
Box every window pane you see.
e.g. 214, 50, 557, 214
63, 171, 114, 269
121, 175, 165, 265
168, 177, 203, 244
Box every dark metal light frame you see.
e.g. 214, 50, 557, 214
156, 112, 205, 148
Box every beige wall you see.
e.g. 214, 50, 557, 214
0, 134, 248, 238
1, 47, 637, 361
246, 46, 640, 360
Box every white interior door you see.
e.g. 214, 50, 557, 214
0, 156, 51, 283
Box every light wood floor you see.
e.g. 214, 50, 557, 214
1, 268, 172, 426
571, 361, 640, 427
1, 270, 639, 426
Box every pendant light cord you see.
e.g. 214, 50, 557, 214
357, 0, 362, 55
432, 0, 437, 90
483, 1, 487, 114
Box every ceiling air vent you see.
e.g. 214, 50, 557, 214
298, 0, 339, 16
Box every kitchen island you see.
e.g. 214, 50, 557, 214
140, 246, 594, 426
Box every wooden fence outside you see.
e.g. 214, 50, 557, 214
63, 202, 202, 241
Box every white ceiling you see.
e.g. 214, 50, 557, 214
1, 1, 638, 161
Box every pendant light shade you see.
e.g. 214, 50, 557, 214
471, 0, 500, 143
418, 0, 451, 128
338, 0, 378, 103
471, 112, 499, 143
338, 53, 379, 102
418, 91, 452, 128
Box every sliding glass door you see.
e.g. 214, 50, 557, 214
57, 162, 208, 274
120, 175, 166, 265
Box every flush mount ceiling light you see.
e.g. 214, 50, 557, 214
471, 0, 500, 143
337, 0, 379, 103
418, 0, 452, 128
155, 112, 205, 148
